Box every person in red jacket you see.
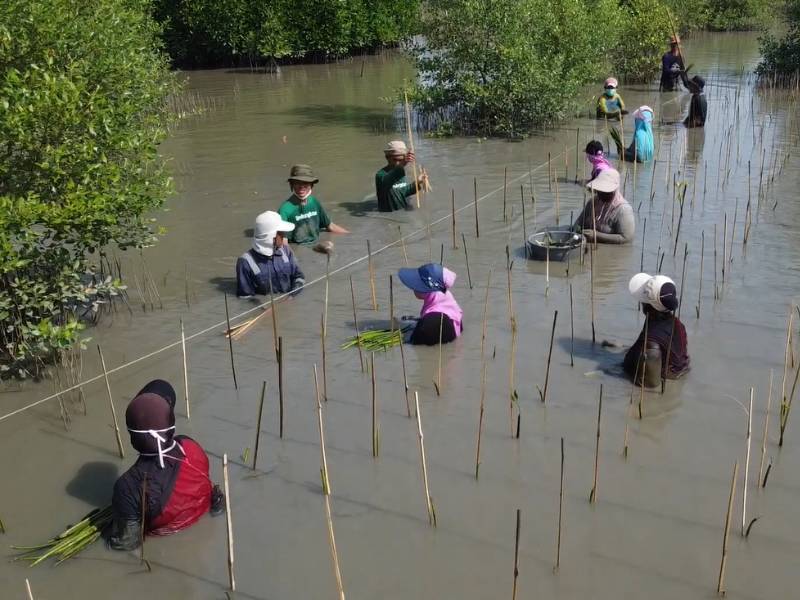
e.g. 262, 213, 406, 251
108, 380, 224, 550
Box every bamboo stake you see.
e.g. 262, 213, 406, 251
714, 224, 719, 300
223, 293, 238, 390
349, 275, 365, 373
404, 90, 421, 209
269, 280, 279, 355
717, 462, 738, 596
512, 508, 521, 600
589, 385, 603, 503
779, 356, 800, 447
475, 358, 487, 479
140, 472, 148, 568
414, 391, 437, 526
555, 436, 565, 571
278, 336, 284, 438
590, 245, 596, 345
253, 381, 266, 470
575, 128, 580, 183
97, 345, 124, 459
509, 326, 518, 437
223, 454, 235, 592
25, 579, 34, 600
520, 185, 528, 257
324, 494, 346, 600
506, 245, 515, 326
314, 365, 332, 494
398, 226, 409, 266
569, 284, 575, 367
758, 369, 773, 487
399, 333, 411, 418
548, 152, 552, 192
371, 354, 379, 457
742, 388, 753, 536
434, 313, 444, 396
780, 307, 795, 421
696, 231, 705, 319
538, 311, 558, 403
473, 177, 480, 238
180, 319, 190, 419
389, 275, 394, 334
367, 240, 378, 310
503, 167, 508, 222
451, 190, 458, 249
462, 233, 473, 289
640, 217, 647, 271
321, 313, 328, 402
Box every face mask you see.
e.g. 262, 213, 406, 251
605, 89, 615, 97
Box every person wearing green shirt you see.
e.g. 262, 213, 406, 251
278, 164, 349, 250
375, 140, 429, 212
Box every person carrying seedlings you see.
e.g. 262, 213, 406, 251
398, 262, 463, 345
660, 36, 685, 92
236, 210, 305, 297
684, 75, 707, 128
278, 164, 349, 252
375, 140, 429, 212
573, 168, 635, 245
623, 273, 690, 387
108, 380, 225, 550
585, 140, 614, 183
613, 106, 655, 164
596, 77, 626, 120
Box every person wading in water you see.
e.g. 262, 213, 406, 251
660, 36, 685, 92
623, 273, 690, 388
573, 168, 635, 245
397, 263, 463, 345
375, 140, 429, 212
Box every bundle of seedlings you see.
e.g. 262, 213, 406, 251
12, 506, 112, 566
341, 326, 412, 352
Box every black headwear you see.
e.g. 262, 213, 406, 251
125, 393, 176, 462
137, 379, 176, 410
585, 140, 604, 155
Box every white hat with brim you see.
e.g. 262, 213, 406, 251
253, 211, 295, 256
629, 272, 675, 312
385, 140, 408, 156
586, 168, 620, 193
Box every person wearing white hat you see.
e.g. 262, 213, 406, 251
596, 77, 626, 120
623, 272, 690, 387
573, 168, 635, 244
236, 211, 305, 297
375, 140, 429, 212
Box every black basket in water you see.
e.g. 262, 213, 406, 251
526, 228, 585, 262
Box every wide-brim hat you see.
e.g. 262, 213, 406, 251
586, 168, 620, 193
287, 164, 319, 183
398, 263, 446, 294
629, 272, 678, 312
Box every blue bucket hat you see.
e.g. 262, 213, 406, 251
398, 263, 446, 294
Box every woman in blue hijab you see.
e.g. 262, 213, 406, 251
623, 106, 655, 163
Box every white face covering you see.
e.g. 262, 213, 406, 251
127, 425, 183, 468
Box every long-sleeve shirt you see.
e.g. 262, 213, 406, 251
375, 165, 416, 212
236, 245, 305, 297
660, 52, 685, 91
596, 92, 625, 117
573, 196, 636, 244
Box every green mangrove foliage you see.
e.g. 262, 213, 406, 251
152, 0, 421, 67
409, 0, 620, 136
614, 0, 675, 83
665, 0, 772, 31
0, 0, 176, 377
757, 0, 800, 83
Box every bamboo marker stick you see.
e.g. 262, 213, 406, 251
348, 276, 365, 373
398, 226, 409, 266
253, 381, 266, 470
140, 473, 148, 568
590, 245, 596, 345
435, 313, 444, 396
451, 190, 458, 249
717, 462, 739, 596
414, 392, 437, 526
714, 224, 719, 300
742, 388, 753, 536
696, 231, 705, 319
503, 167, 508, 222
324, 494, 346, 600
512, 508, 521, 600
758, 369, 773, 487
520, 185, 529, 257
474, 177, 480, 238
278, 336, 284, 438
462, 233, 473, 289
180, 319, 190, 419
589, 385, 603, 503
555, 437, 565, 571
509, 326, 518, 437
781, 307, 795, 417
314, 364, 332, 494
404, 90, 421, 209
569, 284, 575, 367
223, 454, 235, 592
223, 293, 238, 390
321, 313, 328, 402
475, 358, 487, 479
367, 240, 378, 310
269, 281, 279, 356
539, 310, 558, 403
389, 275, 394, 334
575, 128, 580, 183
506, 245, 515, 326
548, 151, 552, 192
97, 345, 125, 459
25, 579, 34, 600
371, 353, 379, 457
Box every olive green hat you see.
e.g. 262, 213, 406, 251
287, 164, 319, 184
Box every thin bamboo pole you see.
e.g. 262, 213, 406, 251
278, 336, 284, 439
253, 381, 266, 470
223, 454, 235, 592
223, 293, 238, 389
555, 437, 565, 571
452, 190, 458, 249
462, 233, 473, 289
742, 388, 753, 536
414, 391, 436, 526
474, 177, 480, 238
503, 167, 508, 222
590, 245, 596, 345
97, 345, 124, 459
512, 508, 521, 600
404, 90, 421, 209
758, 369, 773, 487
589, 385, 603, 503
696, 231, 705, 319
569, 284, 575, 367
399, 333, 411, 418
539, 311, 558, 403
314, 364, 332, 494
180, 319, 190, 419
371, 354, 379, 457
349, 276, 365, 373
321, 313, 328, 402
367, 240, 378, 310
25, 579, 34, 600
435, 313, 444, 396
324, 493, 346, 600
398, 226, 409, 266
717, 462, 739, 596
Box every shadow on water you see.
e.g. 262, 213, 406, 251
208, 276, 239, 296
338, 196, 378, 217
557, 335, 629, 379
281, 104, 393, 132
66, 461, 119, 508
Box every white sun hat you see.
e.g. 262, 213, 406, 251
252, 211, 295, 256
586, 168, 620, 193
629, 272, 678, 312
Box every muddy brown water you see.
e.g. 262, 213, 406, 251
2, 32, 800, 599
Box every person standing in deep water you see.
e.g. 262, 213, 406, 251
660, 36, 685, 92
573, 168, 635, 244
596, 77, 626, 120
623, 273, 690, 388
108, 380, 225, 550
684, 75, 708, 128
397, 263, 463, 345
375, 140, 429, 212
585, 140, 613, 183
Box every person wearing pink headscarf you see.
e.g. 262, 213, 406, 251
398, 263, 463, 345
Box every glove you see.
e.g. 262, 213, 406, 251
210, 484, 226, 517
108, 517, 142, 551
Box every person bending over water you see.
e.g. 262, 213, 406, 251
623, 273, 690, 388
398, 263, 463, 345
236, 211, 305, 297
375, 140, 429, 212
574, 168, 635, 244
108, 380, 224, 550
